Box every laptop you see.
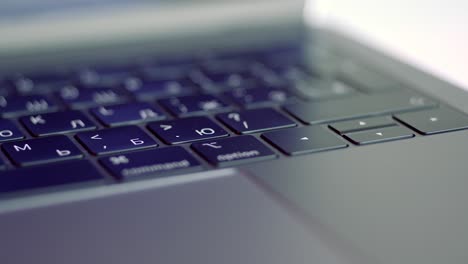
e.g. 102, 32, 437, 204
1, 1, 467, 263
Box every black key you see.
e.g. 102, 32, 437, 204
201, 58, 257, 73
0, 160, 104, 194
262, 126, 348, 155
0, 84, 13, 96
330, 116, 396, 134
291, 78, 357, 101
284, 92, 437, 125
91, 103, 166, 127
148, 116, 229, 144
123, 77, 197, 99
226, 87, 293, 107
337, 61, 404, 93
0, 95, 58, 117
0, 119, 25, 142
196, 70, 258, 91
217, 108, 296, 134
100, 147, 201, 180
76, 126, 157, 155
2, 135, 83, 166
394, 108, 468, 135
344, 126, 414, 145
20, 111, 96, 136
159, 94, 230, 117
7, 71, 71, 94
192, 136, 276, 167
57, 86, 128, 108
142, 60, 196, 81
266, 60, 323, 86
78, 65, 135, 87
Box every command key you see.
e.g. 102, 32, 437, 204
100, 147, 201, 180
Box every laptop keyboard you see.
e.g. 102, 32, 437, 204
2, 46, 468, 196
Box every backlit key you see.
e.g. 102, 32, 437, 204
159, 94, 229, 117
0, 119, 25, 142
148, 116, 228, 144
0, 95, 58, 117
100, 147, 201, 180
76, 126, 157, 155
217, 108, 296, 134
2, 135, 83, 166
57, 86, 128, 108
91, 103, 166, 127
20, 110, 96, 136
191, 136, 276, 166
0, 160, 104, 194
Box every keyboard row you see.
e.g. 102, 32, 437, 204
2, 90, 467, 147
0, 90, 441, 139
0, 86, 297, 117
2, 104, 468, 194
0, 48, 309, 97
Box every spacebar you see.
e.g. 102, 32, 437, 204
284, 92, 437, 124
0, 160, 105, 194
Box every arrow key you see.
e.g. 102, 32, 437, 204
329, 116, 396, 134
262, 126, 348, 155
344, 126, 414, 145
394, 107, 468, 135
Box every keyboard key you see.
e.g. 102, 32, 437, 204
394, 108, 468, 135
191, 136, 276, 167
337, 61, 405, 93
123, 77, 198, 99
226, 87, 293, 107
0, 119, 25, 142
0, 160, 104, 195
78, 65, 136, 87
148, 116, 229, 144
262, 126, 348, 155
20, 111, 96, 136
330, 116, 396, 134
0, 84, 13, 96
100, 147, 201, 180
284, 92, 437, 125
142, 60, 196, 80
91, 103, 166, 127
76, 126, 157, 155
217, 108, 296, 134
344, 126, 414, 145
0, 95, 58, 117
159, 94, 230, 117
57, 86, 128, 108
201, 58, 257, 74
2, 135, 83, 166
196, 70, 258, 91
291, 78, 358, 101
7, 71, 71, 94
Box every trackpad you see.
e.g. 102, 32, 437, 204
0, 169, 351, 264
249, 131, 468, 264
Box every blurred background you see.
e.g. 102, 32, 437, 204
1, 0, 466, 89
312, 0, 468, 90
